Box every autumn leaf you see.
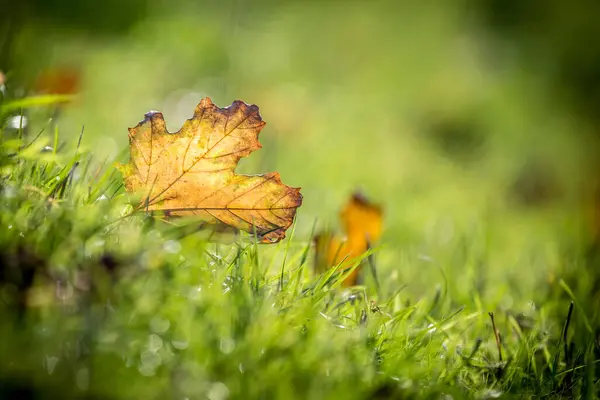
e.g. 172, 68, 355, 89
34, 66, 81, 95
314, 192, 383, 286
118, 97, 302, 243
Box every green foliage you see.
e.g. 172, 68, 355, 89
0, 97, 598, 399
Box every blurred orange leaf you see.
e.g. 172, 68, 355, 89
118, 97, 302, 243
34, 67, 81, 95
314, 192, 383, 286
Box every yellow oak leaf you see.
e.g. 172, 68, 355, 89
314, 192, 383, 286
118, 97, 302, 243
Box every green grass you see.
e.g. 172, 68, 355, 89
0, 96, 598, 399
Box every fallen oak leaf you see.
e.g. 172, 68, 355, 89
341, 192, 383, 247
118, 97, 302, 243
314, 192, 383, 286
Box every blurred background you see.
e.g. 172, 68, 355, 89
2, 0, 600, 299
3, 1, 600, 398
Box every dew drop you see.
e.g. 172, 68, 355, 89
219, 337, 235, 355
140, 350, 162, 368
147, 334, 163, 352
208, 382, 229, 400
150, 316, 170, 334
138, 364, 156, 377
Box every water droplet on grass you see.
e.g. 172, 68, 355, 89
138, 364, 156, 377
7, 115, 27, 129
163, 240, 182, 254
219, 337, 235, 354
140, 350, 162, 368
208, 382, 229, 400
147, 334, 163, 352
150, 316, 170, 334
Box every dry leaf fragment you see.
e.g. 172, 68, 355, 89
119, 97, 302, 243
314, 192, 383, 286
